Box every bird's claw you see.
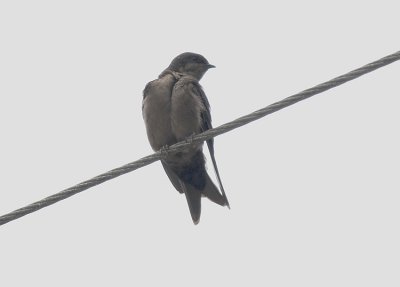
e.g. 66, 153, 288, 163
185, 133, 196, 145
159, 145, 170, 159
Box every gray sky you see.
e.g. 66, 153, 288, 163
1, 1, 399, 286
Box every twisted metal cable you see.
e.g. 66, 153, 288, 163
1, 50, 399, 226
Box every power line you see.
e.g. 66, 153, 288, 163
1, 50, 399, 226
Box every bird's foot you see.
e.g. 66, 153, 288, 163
159, 145, 170, 159
185, 133, 196, 145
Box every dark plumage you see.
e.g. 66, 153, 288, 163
142, 52, 229, 224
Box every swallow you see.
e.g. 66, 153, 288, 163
142, 52, 229, 224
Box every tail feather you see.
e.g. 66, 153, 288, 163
161, 161, 183, 193
206, 140, 230, 208
181, 173, 227, 224
202, 173, 228, 206
180, 181, 201, 224
163, 150, 228, 224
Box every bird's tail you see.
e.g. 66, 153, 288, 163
181, 182, 202, 224
163, 150, 228, 224
181, 173, 228, 224
202, 173, 229, 207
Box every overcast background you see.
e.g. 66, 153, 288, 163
1, 1, 399, 286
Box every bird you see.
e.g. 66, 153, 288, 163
142, 52, 229, 224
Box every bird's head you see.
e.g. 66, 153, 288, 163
166, 52, 215, 80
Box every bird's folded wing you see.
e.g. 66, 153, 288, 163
190, 83, 230, 208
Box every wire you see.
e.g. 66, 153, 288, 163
1, 50, 399, 226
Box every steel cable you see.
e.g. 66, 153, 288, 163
1, 50, 399, 226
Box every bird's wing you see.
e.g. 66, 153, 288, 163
161, 161, 184, 194
191, 83, 230, 208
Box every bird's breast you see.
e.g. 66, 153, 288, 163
170, 78, 204, 142
142, 75, 177, 151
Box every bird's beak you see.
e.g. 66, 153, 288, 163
207, 64, 216, 69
